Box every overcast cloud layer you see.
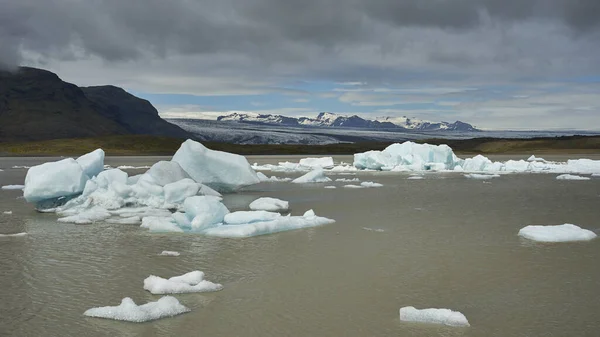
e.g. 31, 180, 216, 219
2, 0, 599, 129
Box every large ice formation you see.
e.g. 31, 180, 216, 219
399, 306, 470, 327
292, 168, 332, 183
143, 271, 223, 294
83, 296, 190, 322
23, 158, 89, 202
172, 139, 260, 192
518, 224, 597, 242
249, 197, 289, 211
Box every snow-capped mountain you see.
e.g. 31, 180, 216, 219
216, 112, 477, 131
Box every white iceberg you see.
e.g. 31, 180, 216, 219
0, 232, 27, 237
249, 197, 289, 212
407, 176, 424, 180
556, 174, 590, 181
57, 206, 112, 224
257, 172, 292, 182
83, 296, 189, 322
159, 251, 180, 256
399, 306, 470, 327
143, 271, 223, 294
360, 181, 383, 187
298, 157, 334, 168
324, 186, 337, 189
343, 184, 364, 189
518, 224, 597, 242
292, 168, 332, 184
224, 211, 281, 224
1, 185, 24, 190
527, 155, 545, 162
23, 158, 89, 202
172, 139, 260, 192
184, 196, 229, 231
3, 211, 12, 215
464, 174, 500, 180
144, 161, 191, 186
202, 209, 335, 238
163, 178, 200, 205
354, 142, 460, 171
76, 149, 105, 178
141, 216, 183, 233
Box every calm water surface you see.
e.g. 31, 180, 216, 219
1, 155, 599, 337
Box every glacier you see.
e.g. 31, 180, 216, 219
83, 296, 190, 322
399, 306, 470, 327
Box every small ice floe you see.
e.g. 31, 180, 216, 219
399, 306, 470, 327
298, 157, 334, 169
159, 251, 180, 256
292, 168, 332, 184
116, 165, 152, 170
0, 232, 27, 237
407, 176, 424, 180
527, 155, 546, 162
249, 197, 289, 212
11, 166, 31, 169
556, 174, 590, 181
362, 227, 385, 232
2, 211, 12, 215
464, 174, 500, 180
324, 186, 337, 189
335, 178, 359, 182
360, 181, 383, 188
83, 296, 190, 322
1, 185, 25, 190
343, 184, 365, 189
57, 206, 111, 224
256, 172, 292, 182
143, 271, 223, 294
518, 224, 597, 242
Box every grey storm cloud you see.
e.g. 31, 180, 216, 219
1, 0, 599, 78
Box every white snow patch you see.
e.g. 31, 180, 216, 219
556, 174, 590, 181
83, 296, 189, 322
518, 224, 597, 242
143, 271, 223, 294
292, 168, 332, 184
1, 185, 24, 190
249, 197, 289, 212
399, 306, 470, 327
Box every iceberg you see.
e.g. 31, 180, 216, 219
556, 174, 590, 181
343, 184, 364, 189
83, 296, 190, 322
360, 181, 383, 187
527, 155, 545, 162
224, 211, 281, 224
354, 142, 460, 171
292, 168, 332, 184
1, 185, 24, 190
407, 176, 424, 180
143, 271, 223, 294
76, 149, 105, 178
23, 158, 89, 203
202, 209, 335, 238
57, 206, 112, 224
298, 157, 334, 168
141, 216, 183, 233
159, 251, 180, 256
257, 172, 292, 182
144, 161, 191, 186
249, 197, 289, 212
518, 224, 597, 242
172, 140, 260, 192
399, 306, 470, 327
0, 232, 27, 237
183, 196, 229, 230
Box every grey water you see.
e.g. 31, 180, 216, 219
1, 155, 600, 337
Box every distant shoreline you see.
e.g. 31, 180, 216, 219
0, 134, 599, 157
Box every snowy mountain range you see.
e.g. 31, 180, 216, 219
216, 112, 478, 131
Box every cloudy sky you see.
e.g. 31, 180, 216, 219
2, 0, 599, 130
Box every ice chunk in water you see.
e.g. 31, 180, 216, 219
249, 197, 289, 212
23, 158, 88, 202
464, 174, 500, 180
354, 142, 460, 171
292, 168, 332, 184
1, 185, 24, 190
95, 169, 128, 189
224, 211, 281, 224
257, 172, 292, 182
399, 306, 470, 327
184, 196, 229, 230
159, 251, 180, 256
172, 140, 260, 192
527, 155, 545, 162
324, 186, 337, 189
83, 296, 189, 322
143, 271, 223, 294
163, 178, 200, 204
298, 157, 334, 168
3, 211, 12, 215
57, 206, 111, 224
360, 181, 383, 187
556, 174, 590, 181
343, 184, 365, 189
0, 232, 27, 237
145, 161, 191, 186
76, 149, 105, 178
518, 224, 597, 242
141, 216, 183, 233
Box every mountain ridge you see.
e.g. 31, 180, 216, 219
217, 111, 478, 131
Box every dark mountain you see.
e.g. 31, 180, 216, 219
0, 67, 190, 142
